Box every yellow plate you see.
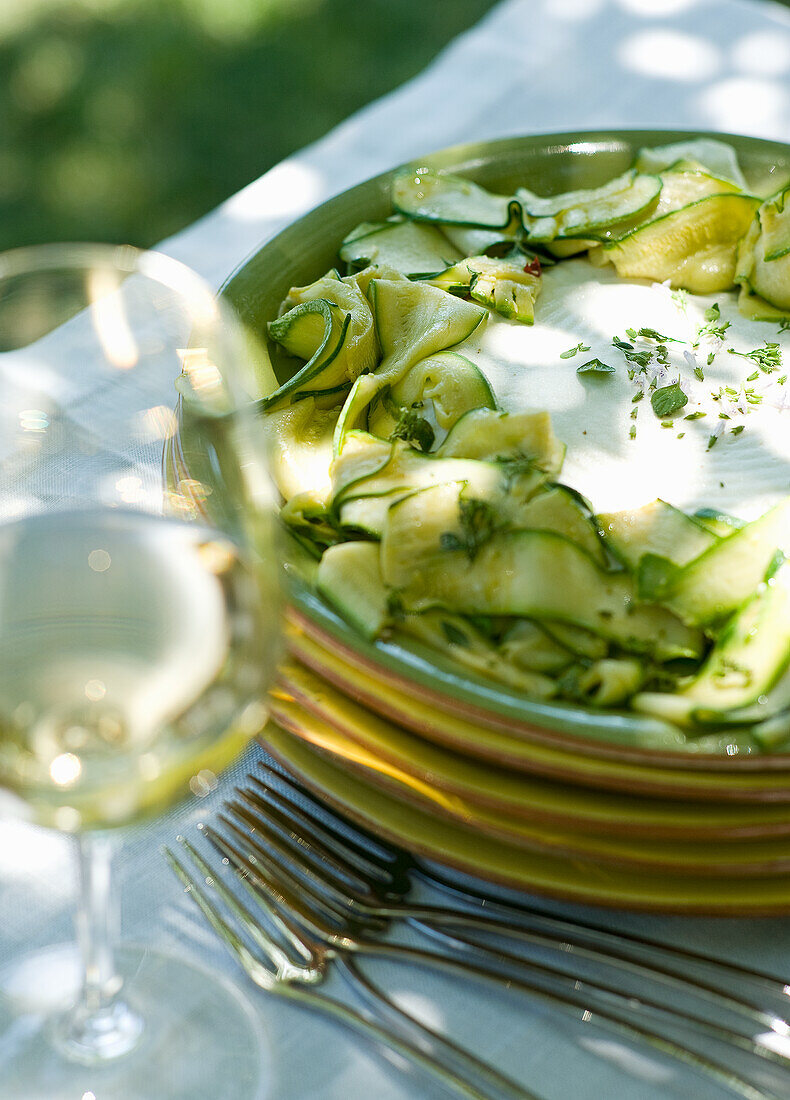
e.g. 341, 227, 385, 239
275, 660, 790, 839
288, 606, 790, 771
271, 668, 790, 876
285, 623, 790, 803
262, 723, 790, 915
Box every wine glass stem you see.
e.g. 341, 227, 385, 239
76, 832, 120, 1015
53, 833, 144, 1064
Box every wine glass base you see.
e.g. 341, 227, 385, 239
0, 944, 268, 1100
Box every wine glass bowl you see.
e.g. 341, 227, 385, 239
0, 243, 280, 1099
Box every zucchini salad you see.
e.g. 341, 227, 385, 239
259, 139, 790, 747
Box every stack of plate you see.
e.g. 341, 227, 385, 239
258, 586, 790, 917
203, 129, 790, 916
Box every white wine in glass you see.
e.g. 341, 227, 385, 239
0, 244, 281, 1099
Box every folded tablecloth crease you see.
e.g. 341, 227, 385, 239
3, 1, 790, 1097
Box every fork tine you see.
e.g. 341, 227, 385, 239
189, 828, 788, 1100
256, 761, 403, 867
204, 818, 357, 942
260, 760, 790, 1007
180, 833, 320, 974
225, 795, 388, 918
217, 803, 370, 922
164, 845, 275, 987
251, 766, 406, 882
236, 784, 390, 897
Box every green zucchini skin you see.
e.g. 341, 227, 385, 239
393, 168, 519, 229
264, 271, 378, 410
735, 187, 790, 313
634, 564, 790, 725
381, 503, 703, 663
316, 541, 389, 640
595, 193, 761, 293
256, 139, 790, 737
339, 219, 462, 278
660, 498, 790, 629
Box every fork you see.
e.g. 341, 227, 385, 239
203, 808, 787, 1100
239, 762, 790, 1039
205, 762, 790, 1099
166, 836, 543, 1100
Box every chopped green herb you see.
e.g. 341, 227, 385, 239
746, 370, 760, 382
651, 382, 689, 418
632, 389, 644, 403
660, 421, 673, 428
718, 412, 730, 419
613, 336, 652, 368
694, 366, 705, 381
560, 342, 591, 359
634, 327, 683, 343
677, 432, 685, 439
496, 454, 537, 489
731, 425, 745, 436
630, 407, 638, 420
386, 591, 405, 619
440, 497, 498, 561
706, 352, 715, 366
766, 549, 786, 581
728, 341, 782, 374
780, 375, 788, 385
707, 433, 719, 451
685, 411, 706, 420
440, 620, 470, 647
695, 303, 730, 344
629, 424, 637, 440
390, 406, 435, 452
712, 657, 753, 688
671, 288, 689, 312
576, 358, 615, 375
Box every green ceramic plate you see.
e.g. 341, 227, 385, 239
287, 601, 790, 778
275, 658, 790, 842
262, 722, 790, 915
220, 130, 790, 765
281, 630, 790, 807
268, 686, 790, 876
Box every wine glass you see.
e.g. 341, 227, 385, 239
0, 243, 281, 1099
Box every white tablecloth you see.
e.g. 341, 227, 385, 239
3, 1, 790, 1097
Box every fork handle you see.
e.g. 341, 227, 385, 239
275, 978, 535, 1100
335, 955, 539, 1100
347, 940, 778, 1100
400, 906, 786, 1034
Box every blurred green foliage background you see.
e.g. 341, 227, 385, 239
0, 0, 499, 251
